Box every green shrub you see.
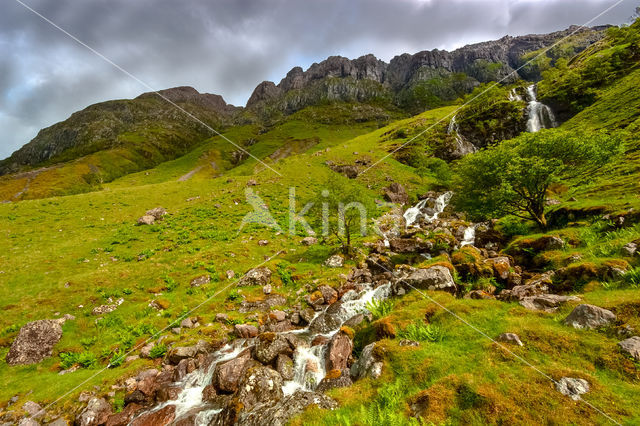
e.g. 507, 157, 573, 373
108, 349, 127, 368
366, 298, 394, 320
398, 322, 444, 342
276, 262, 295, 287
149, 344, 167, 359
59, 351, 98, 369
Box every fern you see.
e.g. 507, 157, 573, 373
398, 322, 444, 342
366, 298, 394, 319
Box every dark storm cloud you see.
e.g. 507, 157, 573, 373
0, 0, 634, 159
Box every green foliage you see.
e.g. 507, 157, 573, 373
226, 289, 242, 301
453, 129, 621, 227
108, 349, 127, 368
497, 216, 531, 239
398, 322, 444, 342
59, 351, 98, 369
366, 298, 394, 320
163, 275, 178, 292
276, 262, 295, 287
149, 344, 167, 359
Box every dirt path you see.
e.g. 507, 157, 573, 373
177, 165, 204, 182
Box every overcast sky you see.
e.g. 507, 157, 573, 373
0, 0, 635, 160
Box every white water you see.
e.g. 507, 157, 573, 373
403, 192, 453, 227
525, 84, 557, 132
508, 88, 523, 102
460, 225, 477, 247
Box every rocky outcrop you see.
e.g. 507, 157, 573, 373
401, 266, 457, 294
6, 319, 64, 365
618, 336, 640, 361
563, 304, 616, 329
75, 397, 112, 426
237, 267, 272, 287
325, 329, 353, 371
230, 391, 337, 426
213, 348, 254, 393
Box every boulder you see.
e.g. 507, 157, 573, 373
497, 333, 523, 346
213, 348, 253, 393
237, 267, 272, 287
22, 401, 43, 418
254, 333, 293, 364
190, 275, 210, 287
383, 183, 408, 205
325, 255, 344, 268
485, 256, 511, 281
350, 343, 383, 380
167, 346, 197, 364
145, 207, 167, 220
519, 294, 579, 312
317, 370, 353, 392
234, 324, 259, 339
75, 398, 112, 426
618, 336, 640, 361
235, 365, 284, 410
6, 320, 63, 365
137, 215, 155, 225
301, 237, 318, 246
317, 285, 338, 305
403, 266, 457, 294
130, 405, 175, 426
276, 354, 295, 381
325, 330, 353, 371
308, 302, 347, 334
555, 377, 589, 401
389, 238, 433, 254
563, 304, 616, 329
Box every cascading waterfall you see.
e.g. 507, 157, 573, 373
447, 115, 476, 156
403, 192, 453, 227
460, 224, 477, 247
525, 84, 557, 132
508, 88, 523, 102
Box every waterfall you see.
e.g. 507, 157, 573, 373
460, 224, 477, 247
447, 116, 476, 157
403, 192, 453, 227
508, 88, 523, 102
525, 84, 557, 133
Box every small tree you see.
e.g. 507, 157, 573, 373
453, 129, 621, 228
308, 176, 376, 255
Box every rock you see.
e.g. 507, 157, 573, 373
301, 237, 318, 246
311, 335, 330, 346
190, 275, 210, 287
269, 310, 287, 322
325, 255, 344, 268
229, 391, 337, 426
213, 348, 253, 393
22, 401, 43, 418
263, 284, 272, 294
618, 336, 640, 361
555, 377, 589, 401
254, 333, 293, 364
167, 346, 197, 364
398, 339, 420, 347
621, 242, 637, 257
47, 418, 68, 426
237, 267, 272, 287
130, 405, 175, 426
485, 256, 511, 281
389, 238, 433, 254
299, 307, 317, 324
76, 398, 112, 426
383, 182, 408, 205
258, 239, 269, 246
329, 164, 359, 179
403, 266, 457, 294
105, 403, 143, 426
91, 298, 124, 315
317, 285, 338, 305
465, 290, 495, 300
137, 215, 155, 225
234, 324, 259, 338
563, 304, 616, 329
18, 420, 40, 426
247, 179, 258, 186
308, 302, 347, 334
351, 343, 383, 380
325, 330, 353, 371
226, 270, 235, 279
497, 333, 523, 346
145, 207, 167, 220
542, 236, 565, 250
317, 370, 353, 392
235, 365, 284, 410
276, 354, 295, 381
179, 318, 194, 329
519, 294, 579, 312
6, 320, 63, 365
216, 313, 229, 322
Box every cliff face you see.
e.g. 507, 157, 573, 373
247, 25, 607, 112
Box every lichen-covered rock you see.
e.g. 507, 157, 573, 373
213, 348, 253, 393
563, 304, 616, 329
6, 319, 63, 365
618, 336, 640, 361
317, 370, 353, 392
230, 391, 337, 426
519, 294, 579, 312
555, 377, 589, 401
308, 302, 347, 334
383, 182, 408, 205
234, 324, 259, 338
75, 397, 112, 426
276, 354, 295, 381
236, 365, 284, 410
254, 333, 293, 364
325, 255, 344, 268
325, 330, 353, 371
403, 266, 457, 294
237, 267, 272, 287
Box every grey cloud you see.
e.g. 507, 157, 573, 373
0, 0, 634, 159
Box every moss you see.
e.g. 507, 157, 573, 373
339, 326, 355, 340
373, 318, 396, 339
325, 369, 342, 380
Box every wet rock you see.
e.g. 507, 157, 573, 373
299, 307, 317, 324
190, 275, 210, 287
6, 320, 63, 365
76, 398, 112, 426
519, 294, 579, 312
403, 266, 457, 294
383, 182, 408, 205
301, 236, 318, 246
213, 348, 253, 393
325, 329, 353, 371
276, 354, 295, 381
235, 365, 284, 410
317, 285, 338, 305
325, 255, 344, 268
308, 302, 347, 334
497, 333, 523, 346
237, 267, 272, 287
311, 335, 329, 346
618, 336, 640, 361
563, 304, 616, 329
130, 405, 175, 426
234, 324, 259, 339
254, 333, 293, 364
105, 403, 143, 426
317, 370, 353, 392
555, 377, 589, 401
351, 343, 383, 380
